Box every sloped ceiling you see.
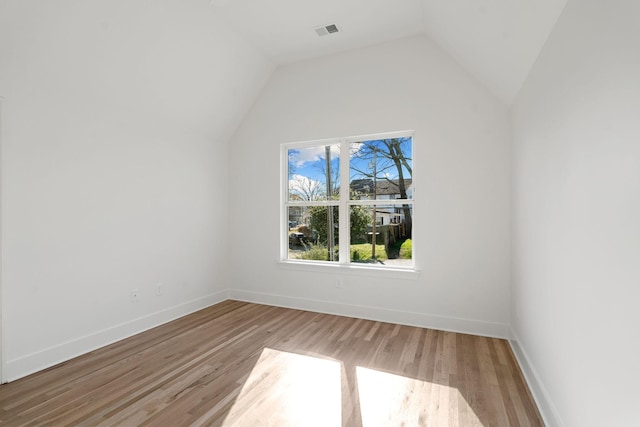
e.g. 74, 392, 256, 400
211, 0, 568, 105
421, 0, 568, 105
0, 0, 274, 140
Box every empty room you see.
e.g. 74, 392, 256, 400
0, 0, 637, 426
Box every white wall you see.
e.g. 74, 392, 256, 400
229, 36, 512, 337
511, 0, 640, 425
0, 0, 272, 380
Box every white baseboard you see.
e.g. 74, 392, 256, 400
5, 290, 229, 382
509, 327, 564, 427
229, 289, 510, 339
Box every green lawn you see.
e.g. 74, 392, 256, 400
399, 239, 412, 258
290, 239, 412, 262
350, 243, 387, 261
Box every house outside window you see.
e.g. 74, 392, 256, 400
282, 132, 414, 269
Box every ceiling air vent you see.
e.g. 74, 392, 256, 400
315, 24, 340, 37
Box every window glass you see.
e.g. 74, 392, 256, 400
288, 145, 340, 202
349, 205, 413, 266
288, 206, 339, 262
283, 134, 413, 269
350, 138, 412, 201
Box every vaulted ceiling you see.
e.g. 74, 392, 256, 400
0, 0, 570, 143
211, 0, 568, 105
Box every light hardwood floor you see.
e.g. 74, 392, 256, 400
0, 301, 544, 426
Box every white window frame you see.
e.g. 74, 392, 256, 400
280, 130, 416, 272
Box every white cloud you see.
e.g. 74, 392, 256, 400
349, 142, 364, 157
290, 174, 322, 187
290, 145, 340, 167
289, 174, 326, 200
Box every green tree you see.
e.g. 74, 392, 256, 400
308, 205, 370, 244
349, 205, 370, 243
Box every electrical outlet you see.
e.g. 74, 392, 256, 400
131, 289, 139, 302
156, 283, 164, 296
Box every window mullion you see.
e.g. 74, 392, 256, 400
339, 141, 350, 264
281, 144, 289, 261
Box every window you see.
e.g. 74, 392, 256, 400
282, 131, 414, 269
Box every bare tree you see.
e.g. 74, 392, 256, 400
314, 154, 340, 199
289, 174, 324, 201
351, 138, 413, 236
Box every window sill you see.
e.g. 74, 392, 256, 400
276, 260, 421, 280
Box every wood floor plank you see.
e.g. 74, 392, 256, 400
0, 301, 544, 426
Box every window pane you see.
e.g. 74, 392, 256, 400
288, 144, 340, 201
349, 204, 413, 266
288, 206, 339, 262
349, 137, 412, 201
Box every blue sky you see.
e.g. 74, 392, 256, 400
288, 138, 412, 199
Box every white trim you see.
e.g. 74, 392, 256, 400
282, 131, 415, 269
509, 327, 565, 427
339, 141, 350, 262
286, 200, 341, 207
276, 259, 420, 280
280, 144, 288, 261
0, 96, 5, 383
280, 130, 414, 149
4, 290, 229, 382
229, 289, 510, 339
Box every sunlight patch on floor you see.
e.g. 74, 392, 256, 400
221, 348, 341, 426
356, 366, 484, 427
